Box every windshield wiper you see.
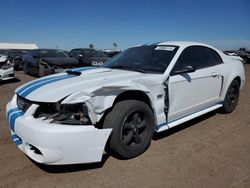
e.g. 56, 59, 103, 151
109, 65, 146, 73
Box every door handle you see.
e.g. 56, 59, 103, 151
211, 72, 218, 77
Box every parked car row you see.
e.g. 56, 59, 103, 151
0, 47, 121, 80
69, 48, 110, 66
224, 48, 250, 64
22, 49, 79, 77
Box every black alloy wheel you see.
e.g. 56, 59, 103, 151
222, 80, 240, 113
103, 100, 154, 159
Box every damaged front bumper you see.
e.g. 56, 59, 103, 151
0, 67, 14, 81
6, 95, 112, 165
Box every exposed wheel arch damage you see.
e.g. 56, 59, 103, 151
67, 87, 157, 127
96, 90, 157, 129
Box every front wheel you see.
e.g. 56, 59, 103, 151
103, 100, 154, 159
222, 80, 240, 113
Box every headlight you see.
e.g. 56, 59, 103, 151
17, 95, 32, 112
34, 102, 92, 125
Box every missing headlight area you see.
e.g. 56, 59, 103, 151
34, 102, 92, 125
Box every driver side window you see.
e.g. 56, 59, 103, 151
173, 47, 196, 73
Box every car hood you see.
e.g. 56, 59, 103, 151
15, 67, 161, 103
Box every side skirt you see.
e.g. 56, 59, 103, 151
155, 103, 223, 132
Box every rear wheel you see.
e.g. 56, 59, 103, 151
103, 100, 154, 159
222, 80, 240, 113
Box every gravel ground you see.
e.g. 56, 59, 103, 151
0, 66, 249, 188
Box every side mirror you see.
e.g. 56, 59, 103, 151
78, 54, 83, 57
173, 65, 195, 75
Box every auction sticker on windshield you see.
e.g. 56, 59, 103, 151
155, 46, 175, 51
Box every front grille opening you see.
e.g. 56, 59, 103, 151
29, 144, 43, 155
34, 103, 92, 125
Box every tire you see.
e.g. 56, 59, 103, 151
38, 65, 46, 77
222, 80, 240, 113
103, 100, 154, 159
23, 62, 28, 74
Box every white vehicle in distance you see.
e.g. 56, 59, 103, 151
0, 50, 15, 81
6, 41, 245, 165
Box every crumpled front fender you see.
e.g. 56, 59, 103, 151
61, 83, 154, 124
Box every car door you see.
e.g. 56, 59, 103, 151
167, 46, 223, 122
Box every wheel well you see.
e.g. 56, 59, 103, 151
113, 90, 152, 107
234, 76, 241, 87
96, 90, 153, 129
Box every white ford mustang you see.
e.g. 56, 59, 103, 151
6, 41, 245, 165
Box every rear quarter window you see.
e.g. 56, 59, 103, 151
194, 46, 223, 69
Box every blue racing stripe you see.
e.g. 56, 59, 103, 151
16, 74, 70, 95
11, 134, 18, 140
154, 101, 224, 131
71, 66, 96, 72
7, 107, 19, 121
9, 111, 24, 132
17, 67, 95, 96
11, 134, 22, 146
20, 74, 75, 97
14, 139, 22, 146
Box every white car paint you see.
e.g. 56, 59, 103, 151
0, 66, 14, 81
0, 54, 8, 63
6, 41, 245, 165
0, 55, 14, 81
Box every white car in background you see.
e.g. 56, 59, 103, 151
6, 41, 245, 165
0, 50, 15, 81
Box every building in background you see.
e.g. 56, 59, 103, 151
0, 43, 38, 49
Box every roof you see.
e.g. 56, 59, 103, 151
158, 41, 207, 46
0, 43, 39, 50
138, 41, 219, 51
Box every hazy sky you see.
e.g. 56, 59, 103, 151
0, 0, 249, 50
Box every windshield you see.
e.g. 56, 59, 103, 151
104, 45, 178, 73
40, 50, 68, 58
83, 50, 107, 58
94, 51, 107, 57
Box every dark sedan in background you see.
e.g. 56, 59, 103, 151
23, 49, 79, 77
69, 48, 110, 66
8, 49, 30, 70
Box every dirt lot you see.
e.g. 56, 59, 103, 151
0, 66, 250, 188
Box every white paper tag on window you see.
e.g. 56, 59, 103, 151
155, 46, 175, 51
